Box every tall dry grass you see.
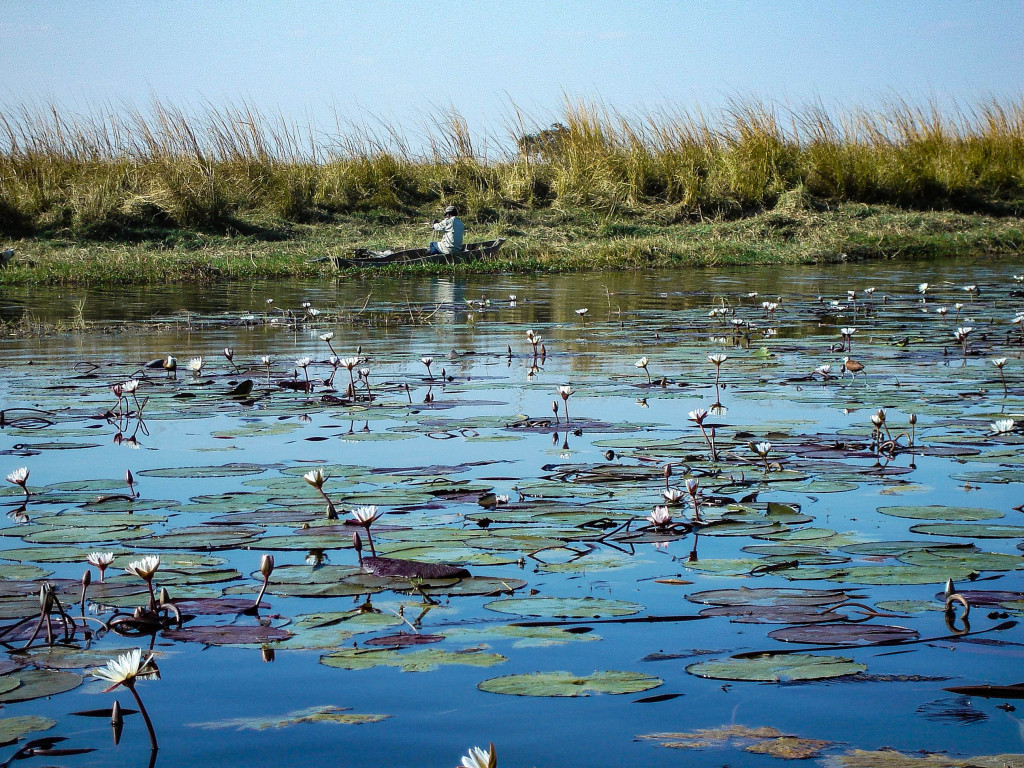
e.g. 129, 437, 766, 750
1, 97, 1022, 236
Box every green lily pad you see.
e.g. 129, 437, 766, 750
910, 523, 1024, 539
321, 647, 506, 672
0, 670, 83, 702
686, 654, 866, 682
877, 505, 1004, 521
484, 596, 643, 618
190, 705, 389, 730
0, 715, 57, 746
138, 463, 268, 478
478, 670, 662, 697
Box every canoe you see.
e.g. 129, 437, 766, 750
331, 238, 506, 269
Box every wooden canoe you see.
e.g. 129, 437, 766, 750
331, 238, 506, 269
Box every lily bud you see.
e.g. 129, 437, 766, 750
159, 587, 170, 605
111, 700, 123, 745
909, 413, 918, 425
260, 554, 275, 579
261, 646, 276, 663
81, 570, 92, 589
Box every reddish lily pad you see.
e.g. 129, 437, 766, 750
162, 625, 293, 645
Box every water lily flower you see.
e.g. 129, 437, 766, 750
749, 441, 773, 472
260, 554, 275, 579
320, 332, 334, 342
261, 355, 271, 366
122, 380, 139, 395
708, 353, 728, 366
685, 478, 699, 495
460, 744, 496, 768
992, 418, 1016, 435
635, 356, 651, 385
6, 467, 29, 497
421, 356, 434, 380
662, 487, 684, 505
864, 287, 876, 296
186, 357, 204, 376
935, 306, 948, 316
918, 282, 929, 295
688, 408, 708, 425
94, 648, 161, 750
815, 364, 832, 380
94, 649, 160, 693
350, 506, 384, 555
87, 551, 115, 582
350, 505, 384, 526
557, 385, 574, 423
575, 307, 588, 319
993, 358, 1008, 369
647, 505, 674, 527
125, 555, 160, 582
296, 357, 312, 385
303, 468, 326, 490
223, 348, 235, 370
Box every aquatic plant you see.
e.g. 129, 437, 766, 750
6, 466, 29, 498
635, 356, 651, 385
460, 743, 496, 768
87, 552, 115, 583
93, 649, 161, 750
303, 467, 337, 519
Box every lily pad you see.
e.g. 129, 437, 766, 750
190, 705, 389, 730
0, 715, 57, 747
321, 647, 506, 672
0, 670, 83, 702
478, 670, 663, 697
484, 597, 643, 618
686, 654, 866, 682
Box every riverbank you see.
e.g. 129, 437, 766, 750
1, 200, 1022, 285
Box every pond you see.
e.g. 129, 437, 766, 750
1, 257, 1024, 768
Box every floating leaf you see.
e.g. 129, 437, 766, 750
0, 670, 82, 702
190, 705, 389, 730
484, 596, 643, 618
0, 715, 56, 747
686, 654, 866, 682
478, 670, 662, 697
162, 625, 293, 645
321, 647, 505, 672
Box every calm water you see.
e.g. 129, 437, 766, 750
1, 257, 1023, 768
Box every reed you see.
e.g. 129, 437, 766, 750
1, 96, 1022, 243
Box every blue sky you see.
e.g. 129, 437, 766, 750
2, 1, 1021, 147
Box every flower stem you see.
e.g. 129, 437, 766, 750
126, 681, 158, 751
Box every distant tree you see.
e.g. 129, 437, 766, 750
516, 123, 570, 159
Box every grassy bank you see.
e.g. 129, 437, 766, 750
2, 199, 1021, 285
1, 98, 1023, 283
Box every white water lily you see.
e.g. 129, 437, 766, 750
708, 353, 728, 366
261, 355, 271, 366
749, 441, 772, 457
557, 385, 573, 399
460, 745, 496, 768
840, 327, 856, 337
993, 357, 1008, 369
815, 364, 832, 377
337, 356, 357, 371
87, 551, 115, 568
992, 418, 1016, 435
295, 357, 312, 369
303, 468, 326, 490
350, 505, 384, 526
864, 287, 876, 295
662, 487, 684, 505
319, 332, 334, 342
635, 356, 649, 369
647, 505, 673, 527
918, 282, 929, 294
575, 307, 588, 317
6, 467, 29, 488
186, 357, 204, 374
953, 327, 973, 343
93, 649, 160, 692
124, 555, 160, 581
688, 408, 708, 424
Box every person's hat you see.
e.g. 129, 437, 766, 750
444, 205, 457, 215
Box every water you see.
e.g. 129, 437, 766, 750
1, 257, 1023, 767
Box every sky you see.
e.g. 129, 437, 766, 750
2, 0, 1022, 151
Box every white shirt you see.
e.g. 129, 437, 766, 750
432, 216, 464, 254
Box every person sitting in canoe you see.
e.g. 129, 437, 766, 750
428, 205, 464, 255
